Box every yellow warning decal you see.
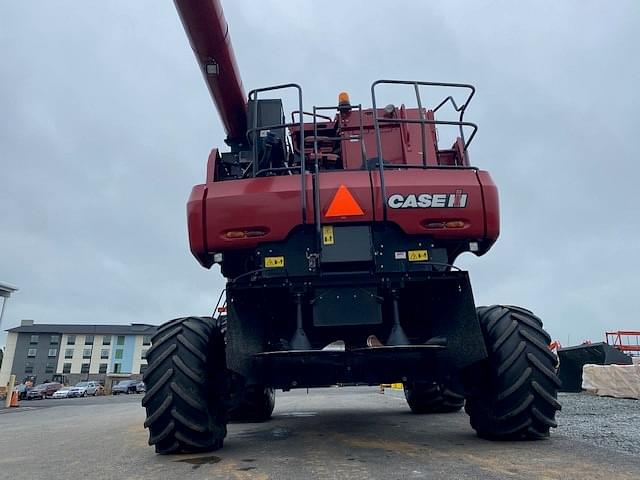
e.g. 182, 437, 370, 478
408, 250, 429, 262
322, 226, 335, 245
264, 256, 285, 268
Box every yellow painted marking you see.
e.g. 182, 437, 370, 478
264, 256, 285, 268
408, 250, 428, 262
322, 225, 335, 245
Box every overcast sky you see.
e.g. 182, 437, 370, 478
1, 1, 639, 347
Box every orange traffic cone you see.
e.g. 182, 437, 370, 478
9, 390, 19, 407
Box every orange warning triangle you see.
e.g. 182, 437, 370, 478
325, 184, 365, 217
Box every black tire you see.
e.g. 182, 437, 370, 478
464, 305, 561, 440
142, 316, 228, 454
404, 381, 464, 414
229, 385, 275, 422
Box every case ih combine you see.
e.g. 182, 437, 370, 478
142, 0, 561, 454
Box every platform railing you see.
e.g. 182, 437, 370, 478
370, 80, 479, 220
309, 103, 368, 252
247, 83, 306, 223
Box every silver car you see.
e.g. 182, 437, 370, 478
68, 381, 101, 397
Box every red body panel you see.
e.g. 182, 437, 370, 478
477, 170, 500, 241
198, 173, 313, 251
188, 168, 500, 261
375, 169, 487, 239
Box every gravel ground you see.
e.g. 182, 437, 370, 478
556, 392, 640, 456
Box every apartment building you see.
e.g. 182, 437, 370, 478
0, 320, 157, 386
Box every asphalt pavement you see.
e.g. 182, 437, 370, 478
1, 387, 639, 480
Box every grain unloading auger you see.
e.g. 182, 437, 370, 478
142, 0, 561, 454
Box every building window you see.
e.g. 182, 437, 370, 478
100, 348, 109, 359
25, 362, 34, 374
102, 336, 111, 346
27, 348, 37, 358
81, 363, 90, 374
30, 335, 39, 344
63, 363, 72, 374
50, 335, 60, 344
83, 348, 92, 359
115, 349, 123, 360
117, 335, 125, 346
98, 364, 108, 374
85, 335, 94, 345
139, 364, 148, 375
142, 335, 151, 346
48, 348, 58, 357
114, 363, 122, 374
141, 349, 148, 360
67, 335, 76, 345
65, 348, 74, 359
45, 362, 55, 374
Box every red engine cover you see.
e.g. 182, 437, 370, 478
187, 167, 499, 267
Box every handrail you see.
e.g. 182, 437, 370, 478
375, 118, 479, 150
291, 110, 333, 123
310, 103, 366, 253
247, 83, 305, 224
371, 79, 477, 221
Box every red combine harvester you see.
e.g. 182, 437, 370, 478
142, 0, 561, 454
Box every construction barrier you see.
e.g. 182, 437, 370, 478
582, 363, 640, 399
557, 342, 632, 392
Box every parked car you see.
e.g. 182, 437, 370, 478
14, 384, 31, 400
135, 381, 146, 393
112, 380, 139, 395
52, 387, 73, 399
26, 382, 62, 400
68, 381, 102, 397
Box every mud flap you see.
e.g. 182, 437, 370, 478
420, 272, 487, 370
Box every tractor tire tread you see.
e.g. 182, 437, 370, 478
143, 316, 227, 454
404, 382, 464, 414
465, 305, 561, 440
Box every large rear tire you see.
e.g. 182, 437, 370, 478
229, 385, 275, 422
464, 305, 561, 440
404, 381, 464, 414
143, 316, 228, 454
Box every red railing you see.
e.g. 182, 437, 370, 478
606, 331, 640, 355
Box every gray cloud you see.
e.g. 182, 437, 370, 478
1, 1, 638, 347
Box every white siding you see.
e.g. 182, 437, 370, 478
57, 334, 115, 375
89, 335, 104, 374
57, 334, 88, 374
132, 335, 144, 374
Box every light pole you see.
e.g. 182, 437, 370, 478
0, 282, 18, 331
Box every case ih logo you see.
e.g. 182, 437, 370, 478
387, 189, 468, 209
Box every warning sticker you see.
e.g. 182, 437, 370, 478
264, 256, 285, 268
408, 250, 429, 262
322, 226, 335, 245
